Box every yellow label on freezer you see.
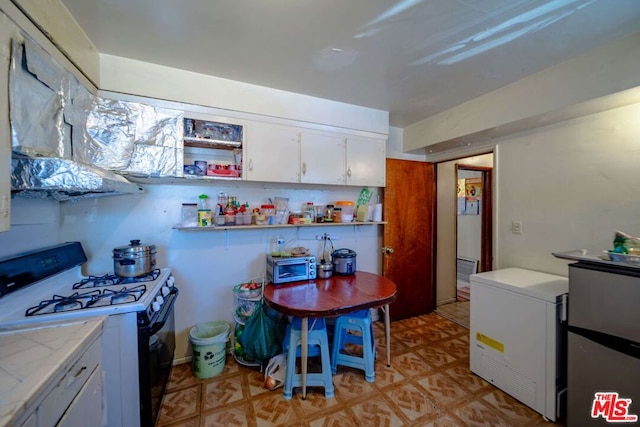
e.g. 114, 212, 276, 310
476, 332, 504, 353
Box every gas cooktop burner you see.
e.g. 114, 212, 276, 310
25, 285, 148, 316
89, 285, 146, 306
26, 290, 103, 316
73, 269, 161, 289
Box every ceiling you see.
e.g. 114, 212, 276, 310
60, 0, 640, 128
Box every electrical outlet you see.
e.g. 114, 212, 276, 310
315, 234, 324, 240
511, 221, 523, 234
328, 234, 339, 240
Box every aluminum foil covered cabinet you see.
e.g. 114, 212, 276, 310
8, 32, 183, 201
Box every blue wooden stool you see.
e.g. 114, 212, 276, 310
283, 317, 334, 399
331, 309, 376, 382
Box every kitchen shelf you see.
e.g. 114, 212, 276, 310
172, 221, 387, 231
184, 136, 241, 150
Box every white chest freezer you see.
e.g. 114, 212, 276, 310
469, 268, 568, 422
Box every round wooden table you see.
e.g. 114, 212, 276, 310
263, 271, 397, 399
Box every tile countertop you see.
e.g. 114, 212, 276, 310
0, 317, 105, 426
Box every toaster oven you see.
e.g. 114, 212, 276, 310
267, 254, 317, 284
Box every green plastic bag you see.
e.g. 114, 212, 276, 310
238, 302, 286, 365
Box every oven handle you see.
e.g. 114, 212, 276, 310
149, 287, 179, 336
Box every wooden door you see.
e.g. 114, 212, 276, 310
383, 159, 436, 321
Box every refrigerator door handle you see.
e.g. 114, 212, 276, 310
560, 294, 568, 323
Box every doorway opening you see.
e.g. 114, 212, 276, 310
456, 163, 493, 302
433, 153, 493, 328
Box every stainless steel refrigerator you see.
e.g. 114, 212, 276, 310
567, 261, 640, 425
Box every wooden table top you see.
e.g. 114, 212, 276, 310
262, 271, 397, 318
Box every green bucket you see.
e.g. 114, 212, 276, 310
189, 321, 230, 379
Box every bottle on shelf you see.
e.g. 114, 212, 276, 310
303, 202, 315, 224
277, 234, 286, 254
198, 194, 212, 227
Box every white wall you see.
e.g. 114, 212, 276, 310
496, 101, 640, 276
386, 127, 425, 161
0, 198, 60, 259
57, 182, 382, 362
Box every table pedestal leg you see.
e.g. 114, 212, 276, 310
301, 316, 308, 399
383, 304, 391, 367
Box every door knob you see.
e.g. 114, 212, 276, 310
381, 246, 394, 254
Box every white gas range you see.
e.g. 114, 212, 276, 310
0, 242, 178, 427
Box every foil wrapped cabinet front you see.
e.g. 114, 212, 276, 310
9, 35, 183, 181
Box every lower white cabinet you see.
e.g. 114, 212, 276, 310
56, 368, 103, 427
25, 335, 103, 427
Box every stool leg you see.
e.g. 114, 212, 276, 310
283, 327, 297, 400
330, 322, 340, 375
319, 331, 335, 397
362, 322, 375, 382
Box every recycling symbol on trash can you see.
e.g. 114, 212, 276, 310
193, 350, 200, 361
204, 351, 214, 361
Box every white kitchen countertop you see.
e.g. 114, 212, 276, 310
0, 317, 105, 426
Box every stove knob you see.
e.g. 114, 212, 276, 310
152, 301, 161, 312
161, 285, 170, 297
155, 295, 164, 305
167, 276, 175, 287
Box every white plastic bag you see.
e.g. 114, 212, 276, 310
264, 353, 287, 390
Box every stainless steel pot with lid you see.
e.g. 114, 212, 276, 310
331, 248, 357, 275
113, 239, 157, 277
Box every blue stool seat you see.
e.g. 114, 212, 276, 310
283, 317, 334, 399
331, 309, 376, 382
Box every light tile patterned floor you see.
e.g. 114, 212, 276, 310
435, 301, 470, 329
156, 312, 565, 426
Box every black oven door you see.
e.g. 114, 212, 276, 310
138, 286, 178, 427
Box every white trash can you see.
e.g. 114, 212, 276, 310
189, 321, 230, 379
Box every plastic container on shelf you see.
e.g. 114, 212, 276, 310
335, 201, 355, 217
323, 205, 335, 223
198, 194, 212, 227
333, 207, 342, 223
181, 203, 198, 227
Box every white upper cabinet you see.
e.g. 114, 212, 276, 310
245, 121, 300, 183
244, 121, 386, 187
345, 137, 386, 187
300, 131, 345, 185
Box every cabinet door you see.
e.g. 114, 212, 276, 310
300, 131, 345, 185
57, 367, 103, 427
245, 122, 300, 183
346, 137, 386, 187
0, 12, 12, 231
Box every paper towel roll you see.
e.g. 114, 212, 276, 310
372, 204, 382, 222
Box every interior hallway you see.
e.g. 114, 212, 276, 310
156, 312, 563, 426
